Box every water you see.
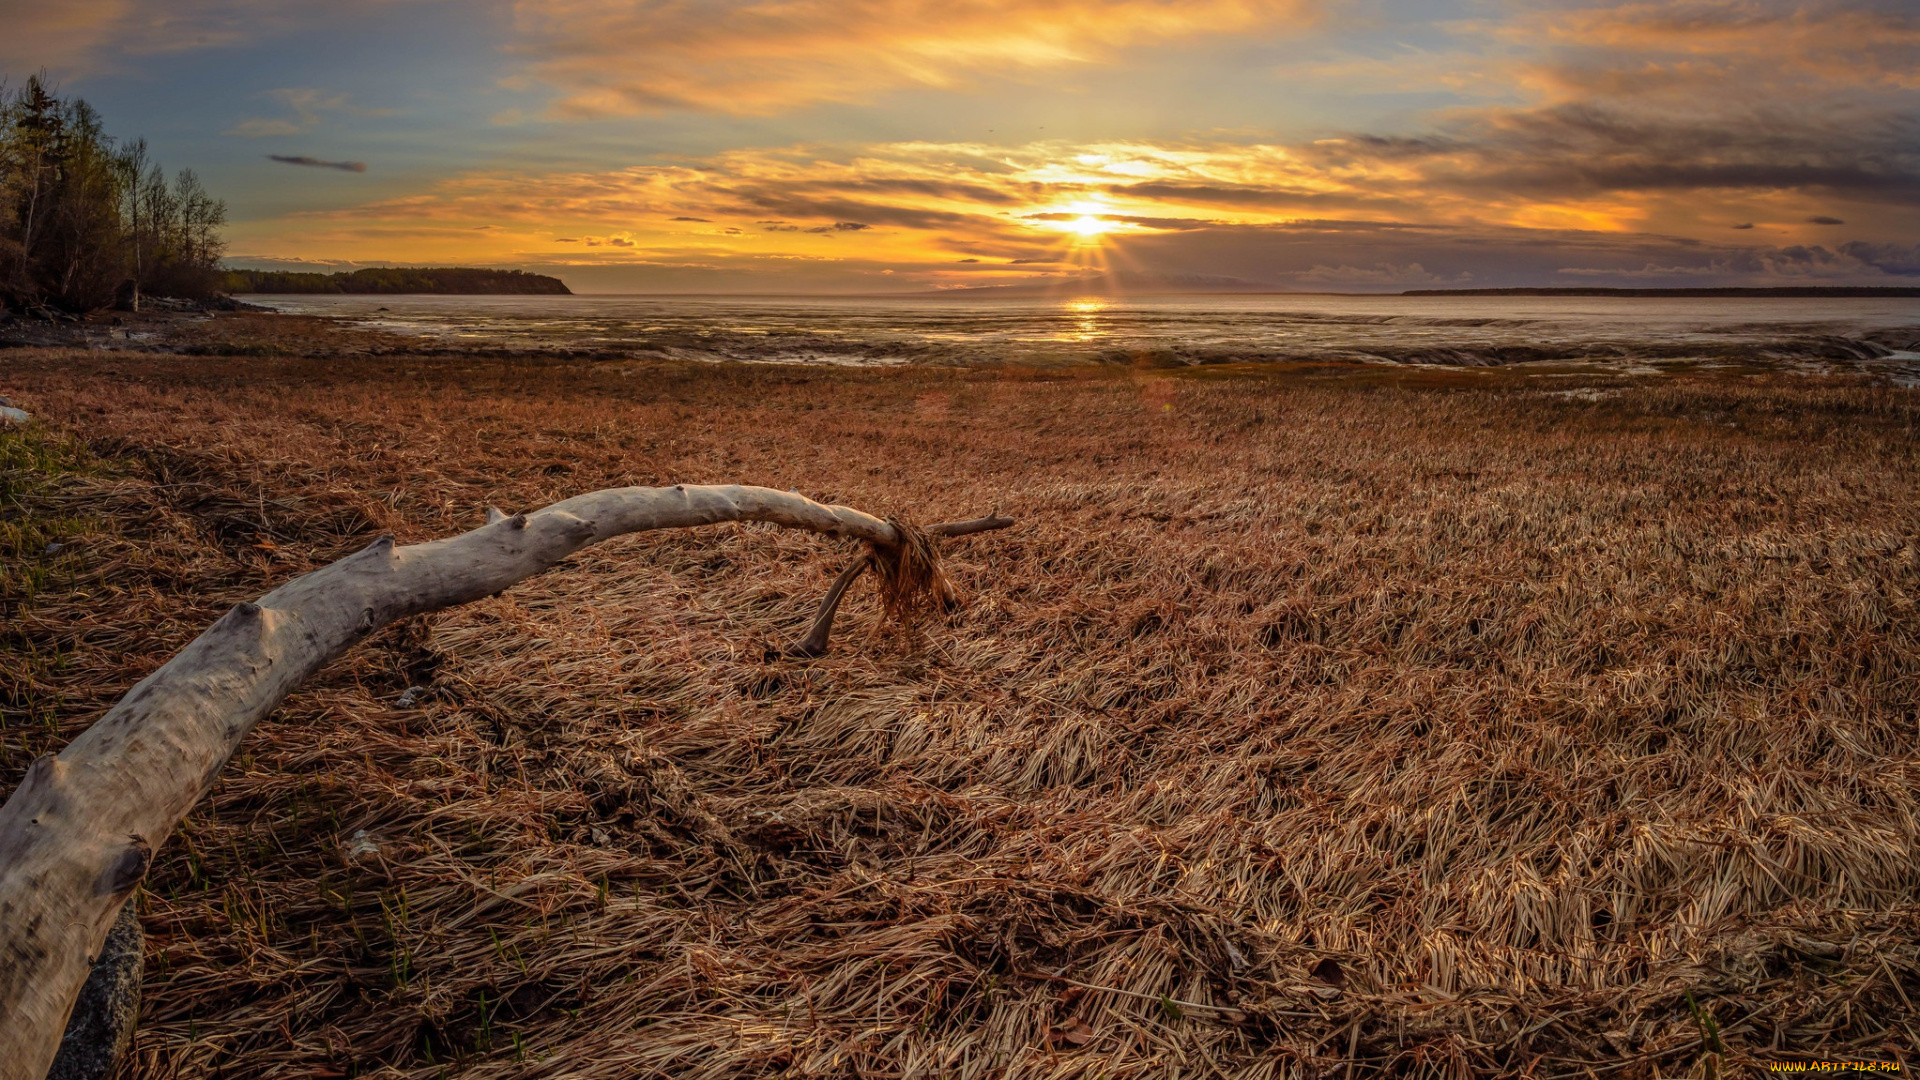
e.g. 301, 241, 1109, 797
254, 293, 1920, 372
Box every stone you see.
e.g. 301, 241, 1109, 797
45, 904, 143, 1080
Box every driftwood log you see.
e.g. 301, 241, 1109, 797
0, 485, 1012, 1080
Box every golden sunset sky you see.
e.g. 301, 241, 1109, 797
6, 0, 1919, 291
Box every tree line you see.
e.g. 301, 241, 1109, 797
225, 267, 572, 295
1, 76, 226, 314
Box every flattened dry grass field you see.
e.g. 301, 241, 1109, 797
4, 348, 1920, 1078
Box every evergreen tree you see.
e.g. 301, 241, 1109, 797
0, 75, 227, 313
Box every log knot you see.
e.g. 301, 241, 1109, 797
17, 755, 69, 820
546, 511, 597, 545
207, 603, 263, 644
94, 837, 150, 898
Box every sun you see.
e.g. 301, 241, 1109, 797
1066, 215, 1113, 238
1032, 203, 1121, 242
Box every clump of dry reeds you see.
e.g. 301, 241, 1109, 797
872, 518, 955, 631
3, 343, 1919, 1078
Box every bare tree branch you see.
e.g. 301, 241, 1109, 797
785, 511, 1013, 658
0, 485, 1012, 1080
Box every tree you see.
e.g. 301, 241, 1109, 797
116, 138, 149, 312
0, 75, 227, 313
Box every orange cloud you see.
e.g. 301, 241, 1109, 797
1523, 2, 1920, 93
247, 131, 1783, 286
230, 128, 1920, 291
1260, 2, 1920, 243
510, 0, 1319, 116
278, 139, 1382, 241
1, 0, 428, 75
234, 0, 1920, 288
269, 125, 1920, 264
0, 1, 260, 71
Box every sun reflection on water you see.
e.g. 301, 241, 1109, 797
1065, 297, 1108, 341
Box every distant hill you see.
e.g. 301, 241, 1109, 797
1402, 286, 1920, 298
225, 267, 571, 295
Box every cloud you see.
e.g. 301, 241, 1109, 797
1118, 219, 1913, 288
1516, 1, 1920, 94
550, 231, 645, 247
509, 0, 1318, 116
1023, 210, 1217, 230
226, 87, 394, 138
1260, 2, 1920, 243
1302, 105, 1920, 210
221, 254, 379, 273
269, 155, 369, 172
3, 0, 435, 75
226, 118, 308, 138
669, 216, 710, 222
2, 1, 252, 71
1837, 241, 1920, 275
1292, 262, 1464, 286
265, 120, 1920, 290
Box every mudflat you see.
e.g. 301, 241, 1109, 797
3, 340, 1917, 1077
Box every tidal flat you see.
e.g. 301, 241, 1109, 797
3, 336, 1918, 1077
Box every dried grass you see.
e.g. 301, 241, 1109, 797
873, 520, 956, 633
3, 346, 1919, 1078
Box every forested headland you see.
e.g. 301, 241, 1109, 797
1, 76, 226, 314
224, 266, 572, 295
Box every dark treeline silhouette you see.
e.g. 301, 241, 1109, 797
1403, 286, 1920, 298
225, 267, 572, 295
0, 76, 227, 313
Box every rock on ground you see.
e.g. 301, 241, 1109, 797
45, 904, 142, 1080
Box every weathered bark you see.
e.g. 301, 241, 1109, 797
0, 485, 1012, 1080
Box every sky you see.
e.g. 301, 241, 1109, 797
4, 0, 1919, 293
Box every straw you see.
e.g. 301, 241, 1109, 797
3, 338, 1918, 1078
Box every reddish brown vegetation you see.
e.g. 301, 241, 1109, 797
3, 347, 1918, 1077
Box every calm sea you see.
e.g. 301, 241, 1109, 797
255, 293, 1920, 373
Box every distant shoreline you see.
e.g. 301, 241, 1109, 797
217, 283, 1920, 301
891, 283, 1920, 300
224, 267, 571, 296
1399, 286, 1920, 298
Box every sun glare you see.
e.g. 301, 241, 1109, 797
1033, 202, 1121, 243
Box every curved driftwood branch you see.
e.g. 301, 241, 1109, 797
785, 510, 1013, 658
0, 485, 1013, 1080
790, 553, 876, 658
